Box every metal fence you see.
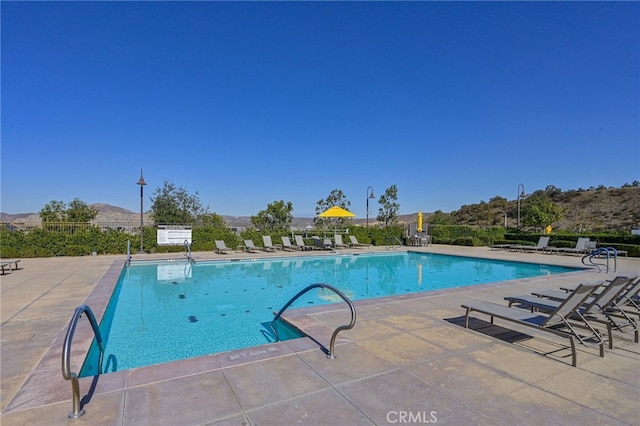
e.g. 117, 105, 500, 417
1, 222, 144, 234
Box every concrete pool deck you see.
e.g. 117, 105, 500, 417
1, 245, 639, 425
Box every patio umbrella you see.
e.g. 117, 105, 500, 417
318, 206, 356, 218
417, 211, 423, 233
318, 206, 355, 233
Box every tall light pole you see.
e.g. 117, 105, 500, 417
517, 183, 527, 229
137, 169, 147, 253
366, 186, 375, 228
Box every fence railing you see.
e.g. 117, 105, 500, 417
1, 222, 145, 233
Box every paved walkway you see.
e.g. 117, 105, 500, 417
1, 246, 639, 425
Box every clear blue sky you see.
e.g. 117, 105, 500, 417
2, 2, 638, 218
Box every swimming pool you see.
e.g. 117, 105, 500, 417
81, 252, 579, 375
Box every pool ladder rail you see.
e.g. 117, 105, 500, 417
62, 304, 104, 418
385, 236, 404, 250
582, 247, 618, 273
271, 283, 356, 359
184, 239, 193, 261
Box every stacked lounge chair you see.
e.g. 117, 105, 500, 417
312, 236, 333, 250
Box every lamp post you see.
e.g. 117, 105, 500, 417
366, 186, 375, 228
137, 169, 147, 253
517, 183, 527, 229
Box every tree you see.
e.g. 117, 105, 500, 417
377, 185, 400, 226
149, 180, 209, 224
314, 189, 350, 226
521, 193, 565, 231
428, 210, 454, 225
39, 198, 98, 223
40, 200, 67, 222
66, 198, 99, 222
200, 213, 227, 228
251, 200, 294, 232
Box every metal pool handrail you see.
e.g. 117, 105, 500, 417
184, 239, 193, 261
62, 304, 104, 418
271, 283, 356, 359
582, 247, 617, 273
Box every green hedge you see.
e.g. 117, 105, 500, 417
428, 225, 505, 246
4, 223, 637, 257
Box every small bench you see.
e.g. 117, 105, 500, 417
0, 259, 21, 274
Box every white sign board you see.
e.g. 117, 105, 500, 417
157, 226, 192, 246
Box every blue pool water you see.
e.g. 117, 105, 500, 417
81, 252, 579, 375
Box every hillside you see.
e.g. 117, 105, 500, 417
2, 185, 638, 232
444, 186, 640, 232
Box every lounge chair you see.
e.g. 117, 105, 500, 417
215, 240, 233, 254
462, 282, 605, 366
506, 276, 637, 345
334, 234, 348, 249
242, 240, 262, 253
490, 243, 513, 251
556, 237, 590, 256
312, 236, 333, 250
510, 236, 552, 253
618, 276, 640, 313
348, 236, 368, 249
281, 236, 301, 251
262, 236, 282, 252
294, 235, 314, 251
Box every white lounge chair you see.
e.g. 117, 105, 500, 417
294, 235, 314, 251
262, 236, 282, 252
510, 236, 552, 253
557, 237, 590, 255
334, 234, 348, 249
242, 240, 262, 253
215, 240, 233, 254
348, 236, 368, 249
462, 282, 605, 367
281, 236, 300, 251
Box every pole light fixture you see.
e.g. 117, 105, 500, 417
137, 169, 147, 253
366, 186, 375, 228
517, 183, 527, 229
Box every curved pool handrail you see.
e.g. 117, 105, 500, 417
184, 239, 193, 261
62, 304, 104, 418
582, 247, 617, 273
271, 283, 356, 359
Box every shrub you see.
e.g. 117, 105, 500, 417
452, 237, 479, 246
